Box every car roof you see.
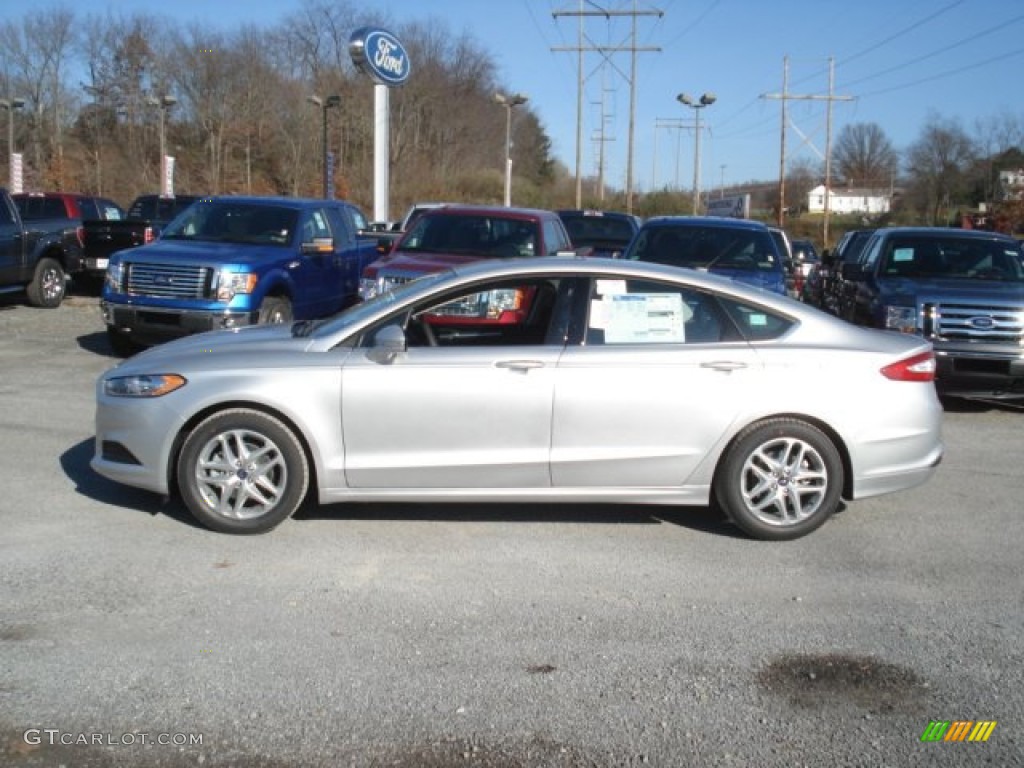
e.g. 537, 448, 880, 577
640, 216, 770, 231
419, 204, 560, 220
871, 227, 1018, 242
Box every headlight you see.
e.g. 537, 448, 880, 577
105, 261, 124, 292
103, 374, 187, 398
358, 277, 380, 301
214, 270, 259, 301
884, 305, 917, 334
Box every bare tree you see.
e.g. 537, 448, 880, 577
904, 113, 975, 225
832, 122, 897, 189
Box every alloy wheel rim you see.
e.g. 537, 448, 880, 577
194, 428, 288, 519
740, 436, 828, 526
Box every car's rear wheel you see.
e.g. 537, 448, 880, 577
714, 418, 843, 541
177, 408, 309, 534
26, 257, 66, 308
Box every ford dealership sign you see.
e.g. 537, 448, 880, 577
349, 27, 411, 87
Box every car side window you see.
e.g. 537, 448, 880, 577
717, 297, 795, 341
584, 278, 728, 345
302, 209, 333, 242
542, 219, 570, 254
363, 277, 569, 349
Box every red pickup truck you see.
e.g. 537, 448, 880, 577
358, 206, 575, 340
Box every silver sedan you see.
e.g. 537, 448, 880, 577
92, 257, 943, 540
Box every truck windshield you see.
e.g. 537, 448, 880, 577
161, 202, 298, 246
878, 237, 1024, 282
399, 214, 539, 258
628, 225, 781, 272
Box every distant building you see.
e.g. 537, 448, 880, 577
807, 185, 891, 215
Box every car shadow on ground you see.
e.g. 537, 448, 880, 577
76, 330, 118, 357
59, 438, 203, 530
940, 396, 1024, 414
304, 500, 745, 538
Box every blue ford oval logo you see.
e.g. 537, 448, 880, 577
349, 27, 411, 87
967, 316, 994, 330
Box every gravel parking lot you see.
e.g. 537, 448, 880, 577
1, 292, 1022, 767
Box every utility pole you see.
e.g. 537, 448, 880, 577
553, 1, 662, 213
761, 56, 853, 240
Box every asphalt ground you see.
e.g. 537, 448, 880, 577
1, 291, 1021, 767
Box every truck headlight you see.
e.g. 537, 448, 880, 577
885, 305, 917, 334
358, 277, 380, 301
215, 271, 259, 301
104, 374, 186, 398
105, 261, 124, 292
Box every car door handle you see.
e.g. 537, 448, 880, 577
700, 360, 748, 372
495, 360, 545, 372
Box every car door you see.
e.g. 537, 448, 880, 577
340, 276, 569, 488
551, 277, 760, 488
293, 207, 343, 317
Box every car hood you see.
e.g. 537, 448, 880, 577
373, 250, 495, 275
114, 240, 292, 266
877, 276, 1024, 303
111, 323, 312, 374
707, 267, 785, 295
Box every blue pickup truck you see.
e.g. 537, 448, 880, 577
101, 196, 380, 355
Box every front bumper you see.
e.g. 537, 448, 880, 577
101, 301, 257, 345
934, 348, 1024, 400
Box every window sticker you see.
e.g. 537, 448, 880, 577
604, 293, 686, 343
893, 247, 914, 262
748, 313, 768, 327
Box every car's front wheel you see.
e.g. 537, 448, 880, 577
258, 296, 293, 324
177, 408, 310, 534
26, 257, 66, 308
714, 418, 843, 541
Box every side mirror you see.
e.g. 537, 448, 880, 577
367, 323, 406, 364
301, 237, 334, 255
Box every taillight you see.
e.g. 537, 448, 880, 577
143, 226, 154, 244
880, 350, 936, 382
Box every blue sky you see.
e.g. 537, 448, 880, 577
6, 0, 1024, 193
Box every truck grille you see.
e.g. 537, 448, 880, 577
125, 263, 211, 299
932, 302, 1024, 343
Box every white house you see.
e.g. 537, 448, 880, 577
807, 185, 891, 215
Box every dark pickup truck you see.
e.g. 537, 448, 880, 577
841, 227, 1024, 401
101, 195, 381, 354
81, 194, 202, 280
0, 188, 84, 307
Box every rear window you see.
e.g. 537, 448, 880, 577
561, 214, 636, 248
14, 196, 70, 220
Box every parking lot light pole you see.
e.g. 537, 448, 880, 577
494, 92, 528, 207
309, 94, 341, 199
147, 94, 177, 191
677, 92, 716, 215
2, 97, 26, 186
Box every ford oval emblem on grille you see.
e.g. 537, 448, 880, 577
967, 316, 994, 329
154, 275, 173, 286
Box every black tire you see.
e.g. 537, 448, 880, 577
177, 408, 309, 534
258, 296, 293, 324
26, 257, 66, 308
714, 418, 843, 541
106, 327, 140, 357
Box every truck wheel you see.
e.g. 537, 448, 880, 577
714, 418, 843, 541
26, 258, 66, 308
258, 297, 293, 324
106, 327, 140, 357
177, 408, 310, 534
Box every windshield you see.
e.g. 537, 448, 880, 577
399, 213, 540, 258
627, 225, 781, 272
161, 202, 298, 246
298, 270, 455, 339
878, 237, 1024, 281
